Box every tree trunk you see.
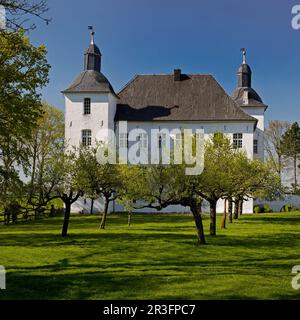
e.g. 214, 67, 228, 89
233, 200, 239, 220
190, 203, 206, 245
238, 200, 243, 216
62, 201, 71, 237
90, 198, 94, 215
100, 198, 109, 229
294, 155, 297, 193
228, 198, 233, 223
278, 154, 282, 183
221, 199, 227, 229
128, 211, 132, 227
209, 200, 217, 236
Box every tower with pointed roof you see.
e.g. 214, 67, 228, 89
232, 49, 268, 160
63, 28, 118, 149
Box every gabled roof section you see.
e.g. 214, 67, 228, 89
115, 74, 257, 122
62, 70, 117, 97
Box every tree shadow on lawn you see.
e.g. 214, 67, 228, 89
1, 259, 299, 300
0, 269, 169, 300
0, 227, 300, 250
0, 229, 299, 249
240, 215, 300, 225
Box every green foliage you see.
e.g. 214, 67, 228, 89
253, 205, 263, 214
263, 204, 273, 213
76, 145, 121, 200
26, 103, 64, 208
0, 30, 50, 207
281, 122, 300, 193
0, 31, 50, 141
280, 204, 298, 212
254, 204, 273, 214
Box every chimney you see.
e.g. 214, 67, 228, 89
174, 69, 181, 81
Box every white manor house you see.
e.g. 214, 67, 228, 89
62, 32, 268, 214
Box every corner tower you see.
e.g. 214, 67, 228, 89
232, 49, 268, 160
62, 28, 118, 149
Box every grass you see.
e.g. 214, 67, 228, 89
0, 212, 300, 300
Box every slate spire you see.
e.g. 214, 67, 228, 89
84, 27, 102, 72
237, 48, 252, 88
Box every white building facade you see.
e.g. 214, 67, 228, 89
63, 33, 267, 214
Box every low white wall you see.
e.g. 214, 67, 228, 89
70, 197, 254, 214
254, 195, 300, 212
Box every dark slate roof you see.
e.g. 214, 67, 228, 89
115, 74, 257, 122
62, 70, 117, 96
232, 87, 268, 109
85, 43, 101, 56
238, 64, 252, 74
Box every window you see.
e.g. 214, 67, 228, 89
84, 98, 91, 115
254, 139, 258, 154
119, 133, 128, 148
82, 129, 92, 146
233, 133, 243, 149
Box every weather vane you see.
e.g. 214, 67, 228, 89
88, 26, 95, 44
241, 48, 246, 64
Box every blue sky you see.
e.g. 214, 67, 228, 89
27, 0, 300, 123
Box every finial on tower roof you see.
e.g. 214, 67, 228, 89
88, 25, 95, 44
241, 48, 246, 64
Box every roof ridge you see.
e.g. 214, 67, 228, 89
210, 76, 257, 122
118, 74, 140, 95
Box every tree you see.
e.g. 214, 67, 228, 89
26, 103, 64, 213
265, 120, 290, 181
223, 154, 282, 220
194, 134, 234, 236
76, 146, 121, 229
0, 30, 49, 208
281, 122, 300, 193
0, 0, 50, 31
48, 150, 83, 237
120, 164, 206, 245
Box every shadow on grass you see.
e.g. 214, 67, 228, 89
240, 215, 300, 225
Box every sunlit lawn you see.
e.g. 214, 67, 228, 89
0, 212, 300, 300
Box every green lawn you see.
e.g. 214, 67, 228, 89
0, 212, 300, 300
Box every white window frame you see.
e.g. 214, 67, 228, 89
82, 129, 92, 146
233, 133, 243, 149
84, 98, 91, 115
253, 139, 258, 154
119, 133, 128, 148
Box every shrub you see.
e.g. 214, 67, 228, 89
263, 204, 273, 213
253, 204, 273, 214
254, 205, 263, 214
280, 204, 298, 212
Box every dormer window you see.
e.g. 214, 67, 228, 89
84, 98, 91, 115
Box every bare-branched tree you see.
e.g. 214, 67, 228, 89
0, 0, 50, 31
